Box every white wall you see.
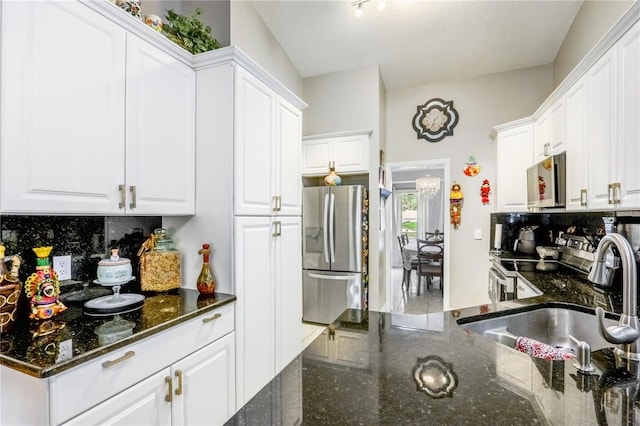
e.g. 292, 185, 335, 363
386, 64, 553, 309
554, 0, 634, 87
230, 1, 303, 98
303, 65, 387, 311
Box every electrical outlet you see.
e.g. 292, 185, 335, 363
53, 255, 72, 280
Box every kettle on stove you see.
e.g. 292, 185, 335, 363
513, 226, 538, 254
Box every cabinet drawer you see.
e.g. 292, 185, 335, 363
51, 303, 234, 423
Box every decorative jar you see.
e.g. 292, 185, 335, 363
138, 228, 182, 292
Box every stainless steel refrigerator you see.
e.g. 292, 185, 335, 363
302, 185, 367, 324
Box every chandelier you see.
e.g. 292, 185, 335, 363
416, 175, 440, 199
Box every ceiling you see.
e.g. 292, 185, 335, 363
251, 0, 583, 90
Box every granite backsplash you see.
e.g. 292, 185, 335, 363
490, 210, 640, 254
0, 215, 161, 287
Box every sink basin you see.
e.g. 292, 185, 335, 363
459, 305, 619, 352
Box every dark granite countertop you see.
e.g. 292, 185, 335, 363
228, 263, 640, 425
0, 288, 236, 378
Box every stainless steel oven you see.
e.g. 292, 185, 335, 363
488, 261, 516, 302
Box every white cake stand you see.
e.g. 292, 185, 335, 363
84, 277, 144, 316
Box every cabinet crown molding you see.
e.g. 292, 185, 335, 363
303, 129, 373, 141
80, 1, 307, 112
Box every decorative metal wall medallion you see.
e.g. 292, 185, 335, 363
412, 98, 459, 142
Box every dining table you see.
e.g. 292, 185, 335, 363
401, 236, 443, 270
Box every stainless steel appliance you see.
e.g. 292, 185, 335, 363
302, 185, 366, 324
513, 226, 538, 254
526, 152, 566, 209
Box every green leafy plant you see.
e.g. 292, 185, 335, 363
163, 8, 221, 55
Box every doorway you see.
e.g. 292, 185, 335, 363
384, 159, 450, 314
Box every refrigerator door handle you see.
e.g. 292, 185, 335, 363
323, 193, 330, 263
308, 273, 358, 281
329, 193, 336, 263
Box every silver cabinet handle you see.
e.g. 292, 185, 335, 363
118, 185, 126, 209
129, 185, 137, 209
165, 376, 173, 402
102, 350, 135, 369
544, 143, 550, 157
175, 370, 183, 396
272, 195, 281, 212
273, 221, 281, 237
580, 189, 587, 206
608, 183, 621, 205
202, 312, 222, 324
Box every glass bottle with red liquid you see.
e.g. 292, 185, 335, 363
197, 244, 216, 294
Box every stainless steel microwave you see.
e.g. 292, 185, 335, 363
527, 152, 566, 208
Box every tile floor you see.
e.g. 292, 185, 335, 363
391, 267, 443, 315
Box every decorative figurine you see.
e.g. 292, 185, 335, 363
480, 179, 491, 205
324, 161, 342, 186
463, 156, 480, 177
450, 183, 463, 229
0, 244, 22, 332
24, 246, 67, 320
196, 244, 216, 295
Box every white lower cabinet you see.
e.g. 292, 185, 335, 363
234, 216, 302, 408
0, 303, 235, 426
64, 333, 235, 426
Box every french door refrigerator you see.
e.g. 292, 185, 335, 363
302, 185, 368, 324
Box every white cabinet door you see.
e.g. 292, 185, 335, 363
274, 216, 302, 372
172, 333, 236, 426
301, 139, 332, 176
276, 98, 303, 216
234, 67, 276, 216
333, 134, 370, 173
616, 20, 640, 209
587, 48, 618, 210
565, 76, 589, 211
548, 98, 566, 155
234, 216, 302, 406
125, 36, 196, 215
301, 132, 370, 176
534, 98, 565, 163
495, 123, 534, 212
63, 369, 172, 426
0, 1, 126, 214
234, 216, 276, 407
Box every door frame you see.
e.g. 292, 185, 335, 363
382, 159, 451, 312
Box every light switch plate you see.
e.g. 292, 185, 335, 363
53, 255, 72, 280
474, 229, 482, 240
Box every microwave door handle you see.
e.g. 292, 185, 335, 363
323, 194, 330, 263
329, 193, 336, 263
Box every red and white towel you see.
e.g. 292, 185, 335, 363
515, 336, 575, 360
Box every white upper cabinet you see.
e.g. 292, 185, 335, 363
1, 1, 126, 214
301, 131, 371, 176
534, 98, 566, 163
564, 76, 589, 211
0, 1, 195, 215
493, 121, 534, 212
234, 67, 302, 216
615, 19, 640, 209
586, 48, 618, 210
125, 36, 196, 215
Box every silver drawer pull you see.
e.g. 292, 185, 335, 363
102, 350, 135, 369
202, 313, 222, 324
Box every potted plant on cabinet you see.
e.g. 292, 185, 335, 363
163, 8, 222, 54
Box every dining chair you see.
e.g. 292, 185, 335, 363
416, 238, 444, 295
398, 235, 418, 292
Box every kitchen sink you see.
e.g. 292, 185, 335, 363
459, 305, 619, 352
